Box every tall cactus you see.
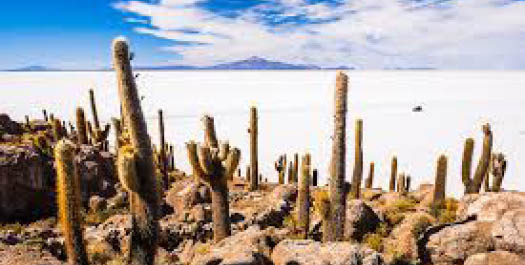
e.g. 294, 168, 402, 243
351, 119, 363, 199
55, 140, 88, 265
462, 124, 493, 194
389, 156, 397, 192
287, 162, 294, 184
312, 169, 318, 187
434, 155, 447, 205
186, 115, 240, 242
275, 155, 287, 185
76, 107, 88, 145
249, 106, 258, 191
365, 162, 374, 189
329, 71, 348, 242
42, 109, 49, 122
87, 89, 110, 150
490, 153, 507, 192
89, 88, 100, 130
406, 175, 411, 193
297, 153, 311, 239
158, 109, 168, 190
113, 38, 159, 265
293, 153, 299, 183
52, 118, 64, 142
397, 173, 406, 195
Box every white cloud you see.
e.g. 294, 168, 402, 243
114, 0, 525, 69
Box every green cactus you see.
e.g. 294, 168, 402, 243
158, 109, 168, 190
76, 107, 88, 145
365, 162, 374, 189
297, 153, 311, 239
329, 71, 348, 242
389, 156, 397, 192
293, 153, 299, 183
248, 106, 258, 191
113, 37, 160, 265
186, 115, 240, 243
490, 153, 507, 192
351, 119, 363, 199
55, 140, 88, 265
462, 124, 493, 194
287, 162, 294, 184
434, 155, 447, 206
275, 155, 287, 185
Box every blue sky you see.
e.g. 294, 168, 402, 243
2, 0, 525, 69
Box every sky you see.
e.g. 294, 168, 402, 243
1, 0, 525, 70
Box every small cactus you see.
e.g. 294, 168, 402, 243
489, 152, 507, 192
287, 162, 294, 184
297, 153, 311, 239
42, 109, 49, 122
52, 118, 64, 142
249, 106, 258, 191
462, 124, 493, 194
113, 37, 159, 265
186, 115, 240, 243
365, 162, 374, 189
315, 191, 332, 243
275, 155, 287, 185
329, 71, 348, 242
397, 173, 406, 195
293, 153, 299, 183
246, 165, 251, 182
389, 156, 397, 192
434, 155, 447, 205
87, 89, 110, 150
55, 140, 88, 265
351, 119, 363, 199
405, 175, 411, 192
76, 107, 88, 145
158, 109, 168, 190
312, 169, 318, 187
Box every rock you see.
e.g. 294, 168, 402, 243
166, 179, 211, 216
0, 145, 54, 221
190, 226, 277, 265
107, 191, 128, 210
89, 195, 107, 212
458, 192, 525, 221
464, 251, 525, 265
492, 209, 525, 256
190, 204, 212, 223
75, 145, 116, 201
345, 199, 380, 241
0, 114, 23, 135
271, 239, 384, 265
0, 243, 65, 265
385, 212, 435, 261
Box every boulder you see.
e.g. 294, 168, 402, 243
345, 199, 380, 241
271, 240, 384, 265
0, 114, 23, 135
492, 209, 525, 256
166, 179, 211, 216
464, 251, 525, 265
75, 145, 116, 201
385, 212, 435, 261
458, 192, 525, 221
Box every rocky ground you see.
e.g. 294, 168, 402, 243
0, 113, 524, 265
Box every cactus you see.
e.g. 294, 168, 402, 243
293, 153, 299, 183
158, 109, 168, 190
113, 37, 160, 265
462, 124, 493, 194
365, 162, 374, 189
52, 118, 63, 142
42, 109, 49, 122
55, 140, 88, 265
312, 169, 318, 187
169, 144, 175, 171
76, 107, 88, 145
406, 175, 411, 192
111, 117, 123, 153
315, 191, 332, 243
351, 119, 363, 199
329, 71, 348, 242
87, 89, 110, 150
275, 155, 287, 185
490, 153, 507, 192
186, 115, 240, 242
389, 156, 397, 192
287, 162, 294, 184
397, 173, 406, 195
248, 106, 258, 191
89, 88, 100, 130
434, 155, 447, 205
297, 153, 311, 239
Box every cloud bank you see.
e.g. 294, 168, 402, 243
114, 0, 525, 69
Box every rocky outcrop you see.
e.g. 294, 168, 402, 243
0, 114, 23, 136
75, 145, 116, 201
419, 192, 525, 265
345, 199, 380, 241
385, 212, 435, 261
464, 251, 525, 265
165, 178, 211, 216
271, 240, 384, 265
0, 145, 54, 221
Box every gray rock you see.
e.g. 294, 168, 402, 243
345, 199, 380, 241
464, 251, 525, 265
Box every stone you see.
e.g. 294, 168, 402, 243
464, 251, 525, 265
345, 199, 380, 241
166, 179, 211, 216
458, 192, 525, 221
492, 209, 525, 256
385, 212, 435, 261
75, 145, 116, 201
0, 114, 23, 135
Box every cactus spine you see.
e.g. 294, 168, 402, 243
462, 124, 493, 194
249, 106, 258, 191
158, 109, 168, 190
113, 38, 159, 265
434, 155, 447, 205
275, 155, 287, 185
186, 115, 240, 242
351, 119, 363, 199
365, 162, 374, 189
55, 140, 88, 265
329, 71, 348, 242
297, 153, 311, 239
76, 107, 88, 145
389, 156, 397, 192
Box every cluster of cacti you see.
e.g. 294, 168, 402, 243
328, 71, 348, 242
389, 156, 397, 192
274, 154, 287, 184
365, 162, 374, 189
297, 153, 311, 239
350, 119, 363, 199
462, 124, 493, 194
55, 139, 89, 265
113, 38, 160, 265
433, 155, 448, 205
248, 106, 258, 191
186, 115, 240, 242
86, 88, 110, 151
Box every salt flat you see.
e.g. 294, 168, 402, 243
1, 70, 524, 197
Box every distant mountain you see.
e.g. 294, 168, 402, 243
6, 65, 59, 72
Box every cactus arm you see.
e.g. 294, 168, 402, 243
433, 155, 447, 205
202, 115, 219, 148
471, 124, 493, 193
197, 146, 214, 176
186, 142, 208, 182
117, 146, 139, 192
224, 148, 241, 177
218, 141, 230, 161
461, 138, 475, 191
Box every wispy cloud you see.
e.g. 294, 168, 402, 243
114, 0, 525, 69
